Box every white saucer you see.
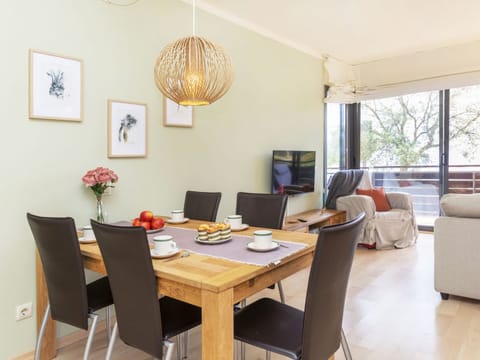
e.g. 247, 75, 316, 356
231, 224, 249, 232
150, 247, 181, 259
78, 237, 96, 244
195, 236, 232, 245
247, 241, 279, 252
147, 226, 166, 234
167, 218, 190, 224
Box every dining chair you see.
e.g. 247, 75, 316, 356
234, 212, 365, 360
27, 213, 113, 360
91, 220, 202, 360
235, 191, 288, 302
183, 190, 222, 222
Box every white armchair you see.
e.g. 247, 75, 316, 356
328, 171, 418, 249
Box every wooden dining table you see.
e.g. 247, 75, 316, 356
36, 218, 319, 360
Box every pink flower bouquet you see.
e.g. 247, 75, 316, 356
81, 167, 119, 198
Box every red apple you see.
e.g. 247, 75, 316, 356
139, 221, 151, 230
140, 210, 154, 222
132, 217, 141, 226
151, 217, 165, 230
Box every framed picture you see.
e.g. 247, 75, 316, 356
29, 49, 83, 121
163, 97, 193, 127
108, 100, 147, 158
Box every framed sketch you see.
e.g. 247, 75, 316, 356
29, 49, 83, 121
163, 97, 193, 127
108, 100, 147, 158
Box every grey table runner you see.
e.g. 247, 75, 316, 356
114, 221, 307, 267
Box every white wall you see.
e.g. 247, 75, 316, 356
325, 40, 480, 103
0, 0, 324, 357
355, 40, 480, 87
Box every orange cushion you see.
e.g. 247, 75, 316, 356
356, 187, 391, 211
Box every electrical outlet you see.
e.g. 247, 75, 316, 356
15, 302, 33, 321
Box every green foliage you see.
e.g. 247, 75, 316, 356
361, 88, 480, 167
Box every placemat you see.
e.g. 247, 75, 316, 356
113, 221, 307, 267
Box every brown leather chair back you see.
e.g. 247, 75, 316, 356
183, 190, 222, 222
27, 213, 89, 329
236, 192, 288, 229
91, 220, 164, 358
302, 212, 365, 359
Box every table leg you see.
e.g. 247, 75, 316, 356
201, 288, 234, 360
36, 252, 56, 360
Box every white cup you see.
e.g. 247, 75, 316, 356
83, 225, 95, 240
153, 235, 177, 254
171, 210, 185, 222
225, 215, 242, 229
253, 230, 272, 249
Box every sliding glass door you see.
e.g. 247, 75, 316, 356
360, 92, 441, 228
324, 84, 480, 230
447, 85, 480, 196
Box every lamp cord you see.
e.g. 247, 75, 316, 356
192, 0, 196, 36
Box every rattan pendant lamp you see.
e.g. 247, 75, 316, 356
154, 0, 234, 106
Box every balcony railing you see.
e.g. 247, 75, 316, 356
327, 165, 480, 226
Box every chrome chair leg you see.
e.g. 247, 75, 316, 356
266, 350, 271, 360
106, 306, 112, 341
341, 328, 353, 360
277, 281, 286, 304
239, 299, 247, 360
176, 334, 183, 360
106, 322, 119, 360
183, 331, 188, 359
240, 341, 246, 360
34, 303, 51, 360
84, 313, 99, 360
164, 340, 175, 360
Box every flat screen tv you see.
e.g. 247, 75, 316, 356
272, 150, 315, 195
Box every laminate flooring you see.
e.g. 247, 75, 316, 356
51, 233, 480, 360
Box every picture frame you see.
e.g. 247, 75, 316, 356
108, 100, 147, 158
29, 49, 83, 121
163, 97, 194, 127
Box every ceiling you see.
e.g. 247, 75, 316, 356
194, 0, 480, 65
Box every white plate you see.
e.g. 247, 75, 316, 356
247, 241, 280, 252
150, 247, 181, 259
166, 218, 190, 224
195, 236, 232, 245
147, 226, 166, 234
78, 237, 96, 244
231, 224, 249, 232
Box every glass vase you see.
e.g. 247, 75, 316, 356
96, 195, 105, 223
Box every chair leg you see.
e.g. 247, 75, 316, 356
341, 328, 353, 360
34, 303, 51, 360
176, 334, 183, 360
277, 281, 286, 304
164, 340, 175, 360
266, 350, 271, 360
183, 331, 188, 359
106, 322, 119, 360
239, 298, 247, 360
106, 306, 112, 341
83, 312, 99, 360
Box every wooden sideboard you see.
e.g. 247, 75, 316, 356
283, 209, 346, 233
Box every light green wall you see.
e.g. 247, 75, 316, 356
0, 0, 324, 357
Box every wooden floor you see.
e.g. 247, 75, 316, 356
52, 233, 480, 360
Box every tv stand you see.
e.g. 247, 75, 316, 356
283, 209, 346, 233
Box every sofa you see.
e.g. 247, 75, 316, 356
434, 193, 480, 300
